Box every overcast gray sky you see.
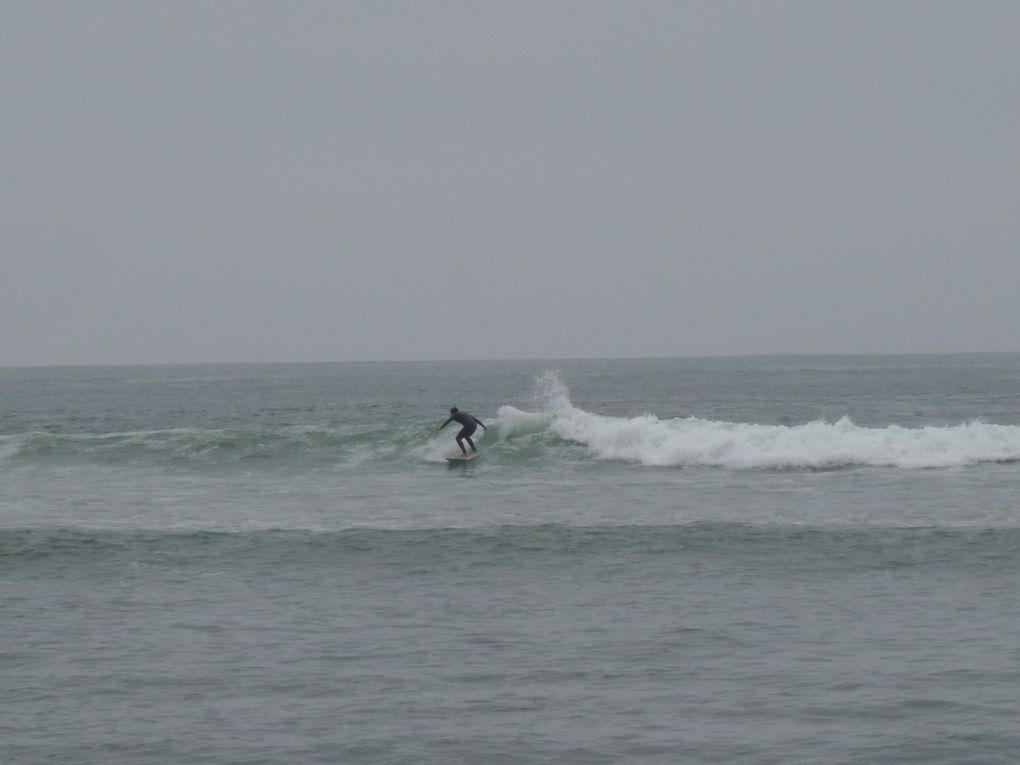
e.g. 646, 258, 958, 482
3, 1, 1019, 365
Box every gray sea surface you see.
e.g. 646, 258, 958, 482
2, 355, 1019, 764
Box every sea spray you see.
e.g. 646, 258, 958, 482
531, 369, 573, 411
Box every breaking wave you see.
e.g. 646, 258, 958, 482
3, 372, 1019, 471
501, 372, 1020, 470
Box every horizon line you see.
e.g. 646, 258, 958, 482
3, 349, 1019, 371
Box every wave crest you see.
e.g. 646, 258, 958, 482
553, 411, 1020, 469
529, 371, 1020, 469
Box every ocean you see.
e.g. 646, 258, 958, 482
2, 355, 1019, 764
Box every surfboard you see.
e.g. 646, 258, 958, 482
446, 453, 478, 463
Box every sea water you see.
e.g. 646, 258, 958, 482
2, 355, 1019, 764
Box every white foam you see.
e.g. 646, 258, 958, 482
493, 405, 554, 438
531, 371, 1020, 469
553, 411, 1020, 469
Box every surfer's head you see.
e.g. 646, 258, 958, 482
450, 407, 459, 414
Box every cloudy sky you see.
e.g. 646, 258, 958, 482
4, 1, 1019, 365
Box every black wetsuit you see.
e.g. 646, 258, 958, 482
440, 411, 485, 453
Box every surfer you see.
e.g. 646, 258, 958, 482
439, 407, 487, 456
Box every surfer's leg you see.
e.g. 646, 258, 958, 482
461, 423, 478, 452
456, 424, 478, 454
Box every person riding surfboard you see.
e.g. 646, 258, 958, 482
439, 407, 487, 456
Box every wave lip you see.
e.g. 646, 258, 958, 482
551, 412, 1020, 469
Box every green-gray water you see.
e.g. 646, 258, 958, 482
3, 356, 1019, 764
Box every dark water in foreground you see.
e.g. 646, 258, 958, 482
3, 355, 1019, 763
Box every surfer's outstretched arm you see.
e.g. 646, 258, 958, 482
438, 417, 453, 431
473, 416, 487, 430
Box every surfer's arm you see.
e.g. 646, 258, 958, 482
438, 418, 452, 431
474, 416, 487, 430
